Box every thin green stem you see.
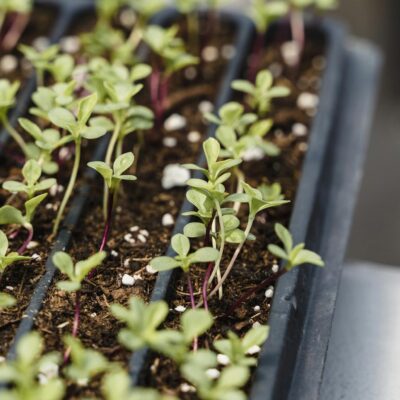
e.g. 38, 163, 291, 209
36, 68, 44, 87
128, 24, 143, 52
233, 168, 244, 214
103, 120, 122, 219
1, 117, 30, 157
207, 217, 255, 300
52, 139, 81, 236
208, 200, 225, 289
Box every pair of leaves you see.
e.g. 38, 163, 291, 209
232, 69, 290, 116
249, 0, 289, 33
143, 25, 199, 75
150, 233, 219, 273
0, 79, 20, 118
181, 350, 249, 400
0, 332, 64, 400
268, 223, 324, 270
3, 159, 56, 199
49, 93, 108, 140
0, 230, 30, 273
53, 251, 106, 292
88, 152, 137, 190
214, 325, 269, 367
0, 193, 48, 226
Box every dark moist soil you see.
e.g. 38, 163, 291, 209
29, 16, 235, 400
1, 5, 58, 84
144, 28, 327, 398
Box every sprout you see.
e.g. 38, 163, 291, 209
0, 332, 65, 400
268, 223, 324, 270
3, 159, 56, 199
0, 79, 31, 157
88, 152, 137, 251
0, 229, 30, 309
63, 335, 110, 385
143, 25, 199, 121
232, 69, 290, 116
53, 251, 106, 360
48, 93, 108, 235
19, 44, 60, 86
0, 193, 48, 254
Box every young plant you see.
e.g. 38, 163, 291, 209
102, 369, 178, 400
231, 222, 324, 310
53, 251, 106, 352
125, 0, 166, 50
19, 116, 75, 175
176, 0, 201, 52
258, 182, 285, 202
88, 152, 137, 251
0, 79, 31, 157
248, 0, 288, 79
181, 350, 250, 400
0, 0, 32, 51
288, 0, 338, 64
213, 325, 269, 367
143, 25, 199, 122
0, 229, 30, 308
63, 335, 110, 386
232, 69, 290, 117
150, 233, 219, 312
48, 93, 108, 235
112, 297, 213, 361
0, 193, 48, 254
3, 159, 56, 199
19, 44, 60, 86
0, 332, 65, 400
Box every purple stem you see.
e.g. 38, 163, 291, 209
17, 226, 33, 255
247, 32, 265, 82
1, 13, 29, 51
290, 9, 305, 65
150, 68, 163, 125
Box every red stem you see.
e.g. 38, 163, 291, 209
1, 13, 29, 51
290, 9, 305, 65
247, 32, 265, 82
17, 226, 33, 255
228, 268, 287, 314
99, 190, 114, 252
150, 68, 163, 125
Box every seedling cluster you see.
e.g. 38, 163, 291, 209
0, 0, 336, 397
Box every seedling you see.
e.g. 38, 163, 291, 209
143, 24, 199, 122
88, 152, 137, 251
19, 117, 75, 175
232, 69, 290, 116
176, 0, 201, 53
53, 251, 106, 352
0, 229, 30, 309
102, 369, 178, 400
248, 0, 288, 79
19, 44, 60, 86
150, 233, 219, 312
47, 54, 75, 83
29, 81, 77, 122
258, 182, 285, 202
181, 350, 250, 400
0, 332, 65, 400
213, 325, 269, 367
0, 0, 32, 51
288, 0, 338, 64
0, 193, 48, 254
0, 79, 31, 157
63, 335, 110, 386
231, 223, 324, 310
112, 297, 213, 360
48, 93, 108, 235
3, 159, 56, 199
